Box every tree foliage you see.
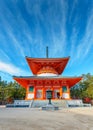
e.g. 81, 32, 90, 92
0, 77, 26, 104
70, 73, 93, 99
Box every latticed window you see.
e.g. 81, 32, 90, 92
29, 86, 34, 92
62, 86, 67, 92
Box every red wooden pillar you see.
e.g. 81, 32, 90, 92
60, 87, 62, 99
25, 86, 29, 100
34, 87, 36, 99
67, 85, 70, 99
42, 87, 44, 99
42, 81, 45, 99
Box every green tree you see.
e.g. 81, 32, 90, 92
70, 73, 93, 99
0, 79, 26, 104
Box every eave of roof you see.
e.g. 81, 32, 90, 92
13, 75, 82, 79
25, 56, 70, 60
26, 56, 70, 75
13, 75, 82, 89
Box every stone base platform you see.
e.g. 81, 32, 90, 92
6, 99, 91, 108
42, 104, 59, 110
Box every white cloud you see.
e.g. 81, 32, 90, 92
77, 9, 93, 59
0, 49, 10, 61
0, 1, 33, 58
0, 61, 21, 75
0, 61, 30, 76
69, 0, 78, 22
47, 0, 68, 57
69, 27, 79, 65
24, 0, 68, 57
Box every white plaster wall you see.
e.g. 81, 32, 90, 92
27, 93, 34, 99
63, 93, 69, 99
37, 73, 58, 76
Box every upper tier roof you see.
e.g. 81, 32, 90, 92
26, 56, 70, 75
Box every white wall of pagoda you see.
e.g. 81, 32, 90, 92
37, 73, 58, 76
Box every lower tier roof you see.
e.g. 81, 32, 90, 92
13, 76, 82, 89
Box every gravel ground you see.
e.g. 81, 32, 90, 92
0, 107, 93, 130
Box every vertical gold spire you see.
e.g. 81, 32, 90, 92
46, 46, 48, 58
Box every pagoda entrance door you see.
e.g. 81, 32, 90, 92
36, 89, 43, 99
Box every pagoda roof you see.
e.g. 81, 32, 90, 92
13, 75, 82, 89
26, 56, 70, 75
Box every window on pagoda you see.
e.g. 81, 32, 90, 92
29, 86, 34, 92
62, 86, 67, 92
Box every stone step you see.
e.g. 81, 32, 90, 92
32, 100, 67, 108
6, 99, 67, 108
6, 99, 90, 108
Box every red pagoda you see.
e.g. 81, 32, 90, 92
13, 49, 82, 100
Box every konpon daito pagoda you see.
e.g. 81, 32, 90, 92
13, 48, 82, 100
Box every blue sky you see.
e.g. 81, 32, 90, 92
0, 0, 93, 82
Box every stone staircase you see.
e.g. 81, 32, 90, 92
6, 99, 67, 108
31, 100, 67, 108
6, 99, 91, 108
